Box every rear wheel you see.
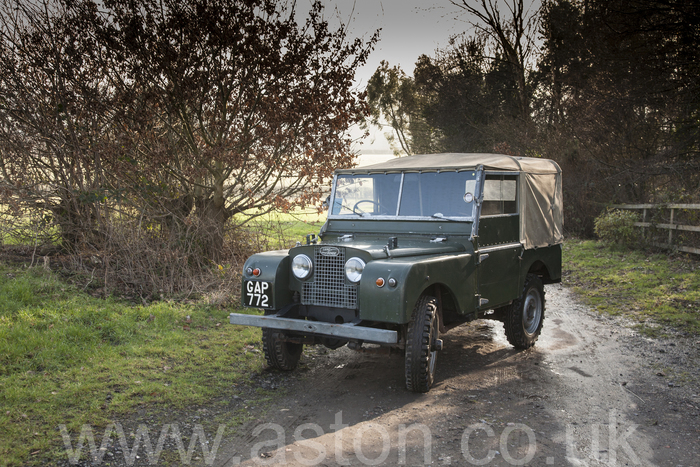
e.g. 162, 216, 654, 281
405, 295, 440, 393
262, 328, 303, 371
504, 274, 545, 349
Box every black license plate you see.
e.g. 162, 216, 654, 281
244, 281, 272, 308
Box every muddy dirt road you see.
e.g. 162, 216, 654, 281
212, 284, 700, 467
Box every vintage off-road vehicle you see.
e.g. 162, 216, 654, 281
229, 153, 563, 392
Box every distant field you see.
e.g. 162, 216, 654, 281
238, 208, 326, 250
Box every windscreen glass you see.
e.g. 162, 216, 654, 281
331, 173, 401, 216
331, 171, 478, 219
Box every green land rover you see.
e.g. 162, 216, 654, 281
229, 153, 563, 392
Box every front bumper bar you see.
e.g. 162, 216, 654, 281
228, 313, 398, 344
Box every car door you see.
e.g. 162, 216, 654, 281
476, 173, 522, 308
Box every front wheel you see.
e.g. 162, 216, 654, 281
504, 274, 545, 349
405, 295, 440, 393
262, 328, 303, 371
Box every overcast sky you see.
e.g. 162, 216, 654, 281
337, 1, 466, 86
317, 0, 472, 153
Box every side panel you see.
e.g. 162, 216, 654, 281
241, 251, 293, 311
478, 244, 522, 308
477, 215, 521, 308
520, 244, 562, 286
478, 215, 519, 247
358, 254, 476, 324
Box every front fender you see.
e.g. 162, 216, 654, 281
358, 253, 476, 324
241, 250, 292, 311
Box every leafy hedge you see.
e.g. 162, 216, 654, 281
594, 209, 640, 246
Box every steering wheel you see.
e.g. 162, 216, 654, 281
352, 199, 380, 215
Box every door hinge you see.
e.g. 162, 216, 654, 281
475, 295, 489, 308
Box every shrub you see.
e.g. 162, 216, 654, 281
594, 209, 640, 246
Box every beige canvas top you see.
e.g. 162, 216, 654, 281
337, 153, 563, 248
338, 153, 561, 175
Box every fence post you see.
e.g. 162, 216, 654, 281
668, 208, 674, 246
642, 207, 647, 240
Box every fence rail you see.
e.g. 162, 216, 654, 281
612, 204, 700, 255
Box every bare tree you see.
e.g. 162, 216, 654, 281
0, 0, 114, 249
99, 0, 377, 256
365, 61, 418, 155
449, 0, 540, 122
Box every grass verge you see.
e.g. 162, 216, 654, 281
0, 263, 268, 467
563, 239, 700, 337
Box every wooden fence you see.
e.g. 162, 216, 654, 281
612, 204, 700, 255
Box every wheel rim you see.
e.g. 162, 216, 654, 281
522, 288, 542, 335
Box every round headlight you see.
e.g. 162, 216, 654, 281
292, 254, 313, 279
345, 257, 365, 283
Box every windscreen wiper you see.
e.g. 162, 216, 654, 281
431, 213, 458, 221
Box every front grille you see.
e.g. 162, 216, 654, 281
301, 247, 358, 308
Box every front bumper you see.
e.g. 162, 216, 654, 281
228, 313, 398, 344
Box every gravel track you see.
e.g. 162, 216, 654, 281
210, 284, 700, 466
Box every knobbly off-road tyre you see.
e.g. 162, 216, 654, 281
504, 274, 545, 349
262, 328, 303, 371
405, 295, 439, 393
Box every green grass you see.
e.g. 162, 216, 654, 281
0, 264, 267, 466
240, 208, 326, 249
563, 239, 700, 337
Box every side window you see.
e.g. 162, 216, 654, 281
481, 174, 518, 216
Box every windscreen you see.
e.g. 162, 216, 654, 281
331, 171, 478, 219
331, 173, 402, 216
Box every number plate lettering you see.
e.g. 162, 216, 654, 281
244, 281, 271, 308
